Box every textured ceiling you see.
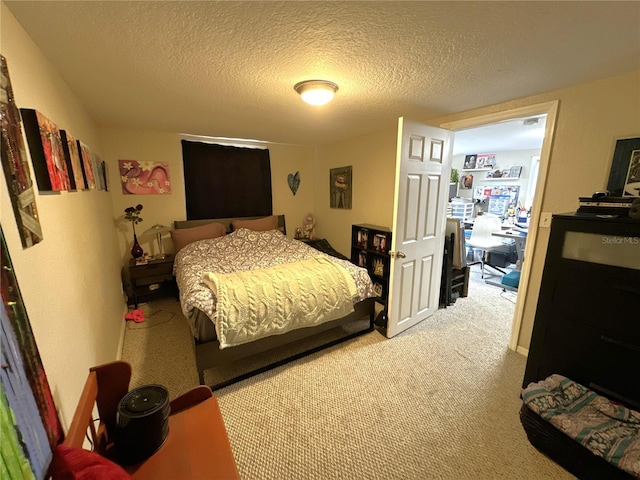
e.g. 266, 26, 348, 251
5, 1, 640, 147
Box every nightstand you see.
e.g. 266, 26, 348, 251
299, 238, 349, 260
127, 255, 176, 308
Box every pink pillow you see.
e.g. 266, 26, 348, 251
50, 445, 131, 480
170, 222, 226, 253
232, 216, 278, 232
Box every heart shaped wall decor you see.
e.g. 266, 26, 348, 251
287, 171, 300, 195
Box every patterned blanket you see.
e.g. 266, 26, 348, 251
203, 256, 358, 348
174, 228, 375, 341
522, 374, 640, 477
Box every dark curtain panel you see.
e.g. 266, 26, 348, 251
182, 140, 272, 219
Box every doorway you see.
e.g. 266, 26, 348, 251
441, 101, 559, 354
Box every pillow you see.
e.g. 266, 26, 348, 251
50, 445, 132, 480
232, 216, 278, 232
170, 222, 226, 253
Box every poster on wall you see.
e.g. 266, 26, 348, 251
119, 159, 172, 195
488, 185, 520, 216
0, 55, 43, 248
1, 228, 63, 478
329, 165, 352, 209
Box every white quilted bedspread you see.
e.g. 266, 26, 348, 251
202, 256, 358, 348
173, 229, 375, 343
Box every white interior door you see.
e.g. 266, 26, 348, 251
386, 118, 453, 338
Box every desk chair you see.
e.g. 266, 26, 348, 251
466, 214, 507, 278
57, 361, 239, 479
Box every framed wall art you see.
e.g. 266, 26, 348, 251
1, 228, 63, 478
20, 108, 71, 192
330, 165, 352, 209
119, 159, 172, 195
60, 130, 87, 190
0, 55, 43, 248
77, 140, 97, 190
460, 174, 474, 189
463, 154, 477, 170
607, 137, 640, 197
476, 153, 496, 169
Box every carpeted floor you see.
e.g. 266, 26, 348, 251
121, 264, 574, 479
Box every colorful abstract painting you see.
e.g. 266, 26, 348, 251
77, 140, 96, 190
119, 159, 171, 195
0, 55, 43, 248
60, 130, 86, 190
22, 109, 71, 192
1, 227, 63, 479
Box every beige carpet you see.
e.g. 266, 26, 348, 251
121, 266, 573, 479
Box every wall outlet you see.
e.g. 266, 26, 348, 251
540, 212, 552, 228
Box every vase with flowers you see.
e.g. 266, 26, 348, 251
124, 204, 144, 259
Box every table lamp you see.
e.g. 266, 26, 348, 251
144, 224, 172, 259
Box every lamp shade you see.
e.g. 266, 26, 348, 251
294, 80, 338, 106
143, 224, 171, 259
143, 224, 171, 236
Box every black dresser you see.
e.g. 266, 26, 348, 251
522, 214, 640, 409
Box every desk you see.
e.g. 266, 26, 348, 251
64, 362, 239, 480
124, 394, 239, 479
492, 229, 527, 270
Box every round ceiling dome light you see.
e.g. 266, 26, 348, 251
294, 80, 339, 106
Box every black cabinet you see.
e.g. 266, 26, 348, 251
351, 224, 392, 305
522, 214, 640, 409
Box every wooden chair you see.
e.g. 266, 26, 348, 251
64, 361, 239, 479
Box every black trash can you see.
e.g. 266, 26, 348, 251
115, 384, 170, 465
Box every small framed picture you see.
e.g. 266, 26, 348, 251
357, 228, 369, 247
607, 137, 640, 197
373, 282, 383, 297
373, 258, 385, 276
373, 233, 386, 252
358, 251, 367, 268
509, 166, 523, 178
463, 154, 477, 169
477, 153, 496, 169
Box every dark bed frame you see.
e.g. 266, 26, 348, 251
173, 215, 375, 390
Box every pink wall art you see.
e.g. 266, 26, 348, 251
119, 159, 172, 195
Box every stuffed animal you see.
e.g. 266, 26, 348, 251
303, 213, 315, 239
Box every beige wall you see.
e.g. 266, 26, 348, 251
99, 129, 317, 259
433, 70, 640, 351
313, 127, 398, 256
313, 71, 639, 353
0, 3, 125, 429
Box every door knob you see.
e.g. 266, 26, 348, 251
390, 251, 406, 259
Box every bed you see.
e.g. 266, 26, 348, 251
172, 215, 376, 389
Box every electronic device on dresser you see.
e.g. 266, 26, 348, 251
522, 213, 640, 409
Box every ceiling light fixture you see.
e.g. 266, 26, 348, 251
294, 80, 338, 106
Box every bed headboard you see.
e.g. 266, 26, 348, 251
174, 215, 286, 235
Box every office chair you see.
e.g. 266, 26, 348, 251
466, 214, 507, 278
